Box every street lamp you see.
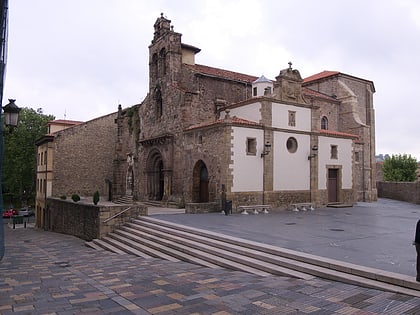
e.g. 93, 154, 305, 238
1, 99, 21, 261
3, 99, 21, 127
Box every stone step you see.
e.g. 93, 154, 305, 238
90, 238, 126, 255
125, 221, 312, 279
135, 216, 420, 297
90, 215, 420, 297
146, 207, 185, 215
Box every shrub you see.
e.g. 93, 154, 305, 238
71, 194, 80, 202
93, 191, 100, 205
60, 195, 67, 200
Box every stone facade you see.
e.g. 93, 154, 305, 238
303, 73, 377, 202
109, 14, 376, 211
38, 14, 377, 214
47, 198, 144, 240
52, 113, 117, 198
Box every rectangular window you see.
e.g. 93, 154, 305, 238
246, 138, 257, 155
288, 111, 296, 127
331, 145, 338, 159
253, 87, 257, 97
355, 151, 360, 162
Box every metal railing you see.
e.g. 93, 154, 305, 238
103, 207, 132, 223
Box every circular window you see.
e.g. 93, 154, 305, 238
286, 137, 298, 153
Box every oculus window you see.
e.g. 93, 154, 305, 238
286, 137, 298, 153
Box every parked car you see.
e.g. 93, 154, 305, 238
2, 209, 17, 218
18, 208, 34, 217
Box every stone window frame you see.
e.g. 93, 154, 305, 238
321, 116, 328, 130
246, 137, 257, 156
286, 137, 298, 153
331, 145, 338, 159
288, 110, 296, 127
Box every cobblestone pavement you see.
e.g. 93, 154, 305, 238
2, 199, 420, 314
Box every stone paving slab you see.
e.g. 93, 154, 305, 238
2, 211, 420, 314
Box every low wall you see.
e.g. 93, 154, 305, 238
47, 198, 145, 240
377, 181, 420, 204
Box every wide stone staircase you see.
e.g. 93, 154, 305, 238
86, 216, 420, 297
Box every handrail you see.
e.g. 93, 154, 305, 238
103, 207, 132, 223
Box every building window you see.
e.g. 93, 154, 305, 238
198, 135, 203, 144
355, 151, 360, 162
288, 111, 296, 127
246, 138, 257, 155
253, 87, 257, 97
331, 145, 338, 159
286, 137, 298, 153
321, 116, 328, 130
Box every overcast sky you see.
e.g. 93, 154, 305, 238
4, 0, 420, 158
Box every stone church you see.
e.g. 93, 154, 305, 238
109, 14, 377, 211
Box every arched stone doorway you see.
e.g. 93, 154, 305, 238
146, 150, 164, 200
193, 160, 209, 202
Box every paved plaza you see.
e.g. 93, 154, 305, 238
1, 198, 420, 314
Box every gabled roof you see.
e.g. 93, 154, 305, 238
303, 71, 340, 83
303, 70, 375, 92
48, 119, 83, 126
185, 116, 261, 131
253, 75, 272, 84
184, 64, 258, 83
302, 87, 338, 101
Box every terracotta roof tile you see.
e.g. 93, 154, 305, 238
318, 129, 359, 139
184, 64, 258, 83
303, 71, 340, 83
186, 116, 260, 131
49, 119, 83, 125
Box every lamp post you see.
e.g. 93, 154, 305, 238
0, 99, 21, 261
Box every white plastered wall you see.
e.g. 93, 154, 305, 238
273, 132, 311, 190
272, 103, 311, 131
226, 102, 261, 122
230, 126, 264, 192
318, 136, 353, 189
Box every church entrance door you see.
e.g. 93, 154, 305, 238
193, 160, 209, 202
146, 150, 164, 201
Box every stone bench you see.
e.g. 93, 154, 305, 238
291, 202, 315, 212
238, 205, 271, 215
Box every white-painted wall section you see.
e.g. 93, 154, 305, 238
230, 127, 264, 192
273, 132, 311, 190
318, 136, 353, 189
227, 103, 261, 123
272, 103, 311, 131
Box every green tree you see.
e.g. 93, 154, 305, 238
382, 154, 418, 182
3, 108, 54, 206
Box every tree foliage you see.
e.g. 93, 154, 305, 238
3, 107, 54, 206
382, 154, 418, 182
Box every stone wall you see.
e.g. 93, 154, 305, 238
377, 181, 420, 204
52, 113, 117, 198
47, 198, 145, 240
